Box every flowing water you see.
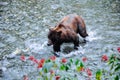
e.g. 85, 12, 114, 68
0, 0, 120, 80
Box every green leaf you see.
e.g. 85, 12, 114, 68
37, 78, 41, 80
114, 75, 119, 80
50, 74, 53, 80
110, 63, 114, 70
42, 62, 53, 73
76, 66, 80, 72
108, 59, 114, 65
96, 69, 102, 75
117, 57, 120, 61
96, 69, 102, 80
44, 68, 48, 73
80, 62, 84, 67
43, 76, 48, 80
39, 71, 42, 76
65, 65, 69, 71
60, 64, 65, 70
70, 58, 73, 63
111, 54, 116, 60
45, 59, 51, 63
115, 65, 120, 72
75, 59, 79, 66
53, 63, 58, 68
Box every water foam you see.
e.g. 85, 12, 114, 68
86, 31, 102, 42
25, 39, 47, 54
29, 41, 47, 54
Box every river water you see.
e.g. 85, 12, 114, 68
0, 0, 120, 80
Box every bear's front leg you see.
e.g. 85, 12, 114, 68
74, 37, 79, 50
53, 44, 61, 57
53, 44, 61, 52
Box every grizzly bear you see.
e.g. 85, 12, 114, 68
47, 14, 88, 53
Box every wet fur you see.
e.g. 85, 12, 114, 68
48, 14, 88, 52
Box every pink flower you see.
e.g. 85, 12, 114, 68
33, 59, 39, 64
50, 56, 56, 61
86, 68, 92, 77
101, 54, 108, 62
55, 75, 60, 80
39, 58, 45, 64
61, 58, 67, 63
28, 56, 35, 61
20, 54, 25, 61
117, 47, 120, 53
37, 58, 45, 68
37, 62, 43, 68
28, 56, 39, 64
82, 57, 87, 62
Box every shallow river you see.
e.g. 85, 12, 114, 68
0, 0, 120, 80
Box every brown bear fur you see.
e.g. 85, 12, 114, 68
48, 14, 88, 52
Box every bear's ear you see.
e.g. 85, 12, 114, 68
58, 24, 64, 28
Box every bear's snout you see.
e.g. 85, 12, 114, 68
81, 33, 88, 38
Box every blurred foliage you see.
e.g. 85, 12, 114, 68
96, 69, 102, 80
108, 54, 120, 80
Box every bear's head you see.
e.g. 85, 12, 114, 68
79, 28, 88, 38
47, 28, 62, 46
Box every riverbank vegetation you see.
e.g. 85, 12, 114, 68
21, 47, 120, 80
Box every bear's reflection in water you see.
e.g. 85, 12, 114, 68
62, 45, 74, 54
62, 42, 86, 54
